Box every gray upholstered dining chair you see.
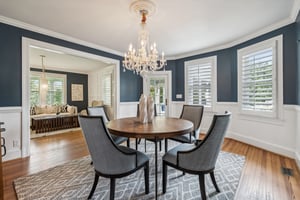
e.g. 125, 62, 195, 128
165, 105, 204, 151
87, 106, 130, 147
78, 115, 150, 200
162, 112, 231, 200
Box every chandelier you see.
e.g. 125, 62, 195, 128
40, 55, 48, 91
123, 0, 167, 76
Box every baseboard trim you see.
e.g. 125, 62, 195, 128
3, 149, 22, 162
227, 131, 295, 158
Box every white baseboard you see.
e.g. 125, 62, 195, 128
227, 131, 295, 158
3, 148, 21, 162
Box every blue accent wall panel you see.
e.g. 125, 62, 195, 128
0, 22, 141, 107
216, 48, 237, 102
120, 70, 143, 102
0, 24, 22, 106
164, 60, 177, 100
0, 20, 299, 106
66, 72, 88, 112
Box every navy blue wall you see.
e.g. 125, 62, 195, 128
0, 22, 142, 107
31, 68, 88, 112
173, 23, 298, 104
0, 21, 299, 106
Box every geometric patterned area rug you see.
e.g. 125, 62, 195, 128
14, 141, 245, 200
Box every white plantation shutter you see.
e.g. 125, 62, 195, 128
238, 35, 283, 118
103, 73, 112, 106
185, 56, 216, 110
30, 75, 40, 106
241, 48, 274, 112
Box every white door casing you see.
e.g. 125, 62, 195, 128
143, 71, 172, 117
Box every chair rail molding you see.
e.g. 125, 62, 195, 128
296, 105, 300, 169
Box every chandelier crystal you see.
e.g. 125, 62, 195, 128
123, 0, 167, 76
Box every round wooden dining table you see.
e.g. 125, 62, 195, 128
107, 117, 193, 199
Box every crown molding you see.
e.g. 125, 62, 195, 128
174, 17, 294, 59
290, 0, 300, 21
0, 15, 124, 57
0, 6, 299, 61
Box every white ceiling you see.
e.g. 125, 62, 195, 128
29, 46, 110, 73
0, 0, 298, 71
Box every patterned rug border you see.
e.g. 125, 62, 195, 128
14, 142, 245, 200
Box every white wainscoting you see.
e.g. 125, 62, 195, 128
296, 106, 300, 169
0, 107, 22, 161
2, 102, 299, 169
120, 102, 299, 163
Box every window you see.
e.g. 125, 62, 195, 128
185, 56, 216, 111
30, 71, 66, 106
47, 76, 65, 105
238, 35, 283, 118
30, 75, 40, 106
102, 73, 112, 106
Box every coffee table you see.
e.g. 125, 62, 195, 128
31, 114, 79, 133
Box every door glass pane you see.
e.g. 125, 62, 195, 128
149, 77, 166, 116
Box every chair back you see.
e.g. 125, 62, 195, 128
180, 105, 204, 138
78, 115, 136, 174
87, 106, 109, 123
178, 112, 231, 172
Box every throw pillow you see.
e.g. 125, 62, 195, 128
60, 105, 68, 113
35, 106, 43, 114
30, 106, 36, 115
67, 106, 75, 114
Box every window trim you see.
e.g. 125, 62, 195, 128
30, 71, 67, 105
237, 35, 283, 119
184, 56, 217, 112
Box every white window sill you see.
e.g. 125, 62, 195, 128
238, 113, 285, 126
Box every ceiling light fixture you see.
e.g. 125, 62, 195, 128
123, 0, 167, 76
40, 55, 48, 91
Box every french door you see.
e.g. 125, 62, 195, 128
143, 71, 171, 117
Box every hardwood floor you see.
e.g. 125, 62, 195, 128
2, 130, 300, 200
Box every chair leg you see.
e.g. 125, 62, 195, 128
110, 178, 115, 200
162, 161, 168, 194
144, 139, 147, 152
198, 174, 206, 200
165, 138, 168, 152
144, 162, 149, 194
159, 140, 162, 151
210, 171, 220, 192
135, 138, 138, 150
88, 173, 99, 199
127, 138, 130, 147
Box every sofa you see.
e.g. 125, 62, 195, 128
30, 105, 78, 134
80, 100, 113, 119
30, 104, 78, 117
